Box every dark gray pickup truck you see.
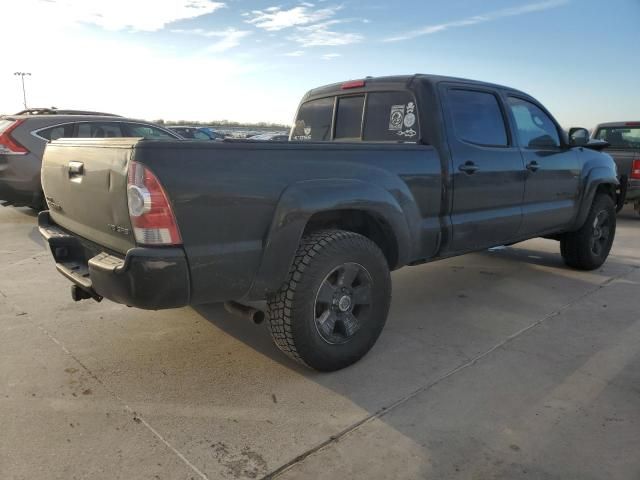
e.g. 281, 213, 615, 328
592, 121, 640, 215
39, 74, 618, 371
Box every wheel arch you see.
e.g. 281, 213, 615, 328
245, 179, 413, 300
573, 167, 619, 230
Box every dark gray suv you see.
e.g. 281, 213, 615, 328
0, 109, 181, 209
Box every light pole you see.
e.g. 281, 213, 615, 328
14, 72, 31, 110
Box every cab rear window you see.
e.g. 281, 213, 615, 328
292, 90, 419, 143
292, 97, 333, 141
595, 126, 640, 149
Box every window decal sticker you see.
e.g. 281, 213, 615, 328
397, 128, 417, 138
389, 105, 405, 131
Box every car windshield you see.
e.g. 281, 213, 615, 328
595, 126, 640, 149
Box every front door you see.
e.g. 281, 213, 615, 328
442, 86, 526, 252
506, 96, 580, 236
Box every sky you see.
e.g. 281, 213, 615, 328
1, 0, 638, 127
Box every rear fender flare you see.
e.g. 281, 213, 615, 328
246, 179, 413, 299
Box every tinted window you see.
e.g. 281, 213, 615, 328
123, 123, 175, 139
448, 90, 508, 146
75, 122, 122, 138
38, 124, 74, 140
363, 91, 419, 142
595, 126, 640, 149
292, 97, 334, 141
334, 95, 364, 140
508, 97, 560, 148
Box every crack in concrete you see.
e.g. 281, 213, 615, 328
4, 298, 211, 480
263, 264, 640, 480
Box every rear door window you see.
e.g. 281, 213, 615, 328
292, 97, 334, 141
334, 95, 365, 140
37, 124, 75, 140
74, 122, 122, 138
447, 89, 508, 147
363, 91, 419, 142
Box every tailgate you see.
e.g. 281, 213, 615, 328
41, 138, 139, 254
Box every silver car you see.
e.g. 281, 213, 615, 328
0, 109, 181, 209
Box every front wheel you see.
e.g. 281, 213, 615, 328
560, 194, 616, 270
267, 230, 391, 371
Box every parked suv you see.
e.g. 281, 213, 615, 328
0, 109, 180, 209
592, 121, 640, 215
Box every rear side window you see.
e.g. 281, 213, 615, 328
38, 124, 75, 140
75, 122, 122, 138
292, 97, 334, 141
334, 95, 365, 140
363, 91, 419, 142
508, 97, 560, 148
448, 89, 508, 147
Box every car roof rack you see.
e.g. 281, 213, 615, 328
14, 108, 121, 117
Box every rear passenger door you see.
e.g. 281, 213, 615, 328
506, 97, 580, 236
442, 86, 526, 251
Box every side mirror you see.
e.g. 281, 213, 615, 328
569, 127, 590, 147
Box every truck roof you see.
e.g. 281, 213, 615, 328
594, 121, 640, 128
303, 74, 528, 100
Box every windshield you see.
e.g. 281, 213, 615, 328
595, 126, 640, 149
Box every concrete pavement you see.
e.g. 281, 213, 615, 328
1, 205, 638, 479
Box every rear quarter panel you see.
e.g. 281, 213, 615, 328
133, 141, 443, 303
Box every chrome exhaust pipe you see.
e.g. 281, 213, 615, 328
223, 301, 266, 324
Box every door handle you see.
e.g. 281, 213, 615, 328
68, 161, 84, 176
458, 161, 479, 174
526, 161, 540, 172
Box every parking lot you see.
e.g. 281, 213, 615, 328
1, 204, 639, 479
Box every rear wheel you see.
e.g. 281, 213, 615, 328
560, 194, 616, 270
267, 230, 391, 371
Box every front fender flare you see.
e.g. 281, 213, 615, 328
245, 179, 413, 300
573, 167, 619, 230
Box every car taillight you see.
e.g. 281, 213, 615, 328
0, 119, 28, 155
631, 159, 640, 180
127, 161, 182, 246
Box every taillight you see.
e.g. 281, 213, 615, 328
0, 119, 28, 155
127, 161, 182, 246
631, 159, 640, 180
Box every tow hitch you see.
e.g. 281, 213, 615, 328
70, 284, 103, 303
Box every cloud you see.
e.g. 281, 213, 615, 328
245, 5, 340, 31
385, 0, 570, 42
289, 20, 364, 47
172, 28, 251, 52
321, 53, 341, 60
283, 51, 306, 57
4, 0, 226, 32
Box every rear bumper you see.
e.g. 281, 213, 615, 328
0, 154, 42, 207
0, 178, 41, 207
626, 179, 640, 202
38, 211, 190, 309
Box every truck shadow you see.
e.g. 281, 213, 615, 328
193, 240, 634, 411
188, 241, 639, 478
